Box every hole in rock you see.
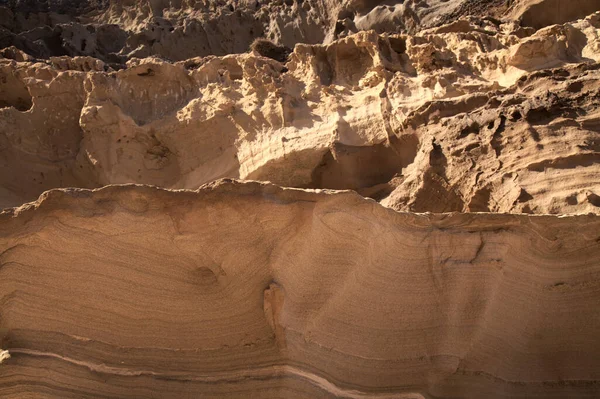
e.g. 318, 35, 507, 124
251, 39, 292, 63
389, 37, 406, 54
0, 72, 33, 111
588, 193, 600, 207
567, 81, 584, 93
465, 143, 480, 152
566, 194, 578, 205
335, 20, 346, 36
459, 122, 480, 138
469, 187, 492, 212
310, 134, 419, 193
526, 108, 553, 124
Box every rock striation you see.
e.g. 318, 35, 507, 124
1, 4, 600, 212
1, 0, 600, 398
1, 180, 600, 398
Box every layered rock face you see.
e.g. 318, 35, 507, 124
1, 0, 600, 213
1, 0, 600, 398
1, 181, 600, 398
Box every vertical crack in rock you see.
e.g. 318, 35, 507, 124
263, 282, 287, 352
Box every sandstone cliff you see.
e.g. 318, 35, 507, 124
1, 181, 600, 398
0, 0, 600, 398
2, 4, 600, 213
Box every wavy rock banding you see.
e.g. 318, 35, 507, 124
1, 0, 600, 398
1, 181, 600, 398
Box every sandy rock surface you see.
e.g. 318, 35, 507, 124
1, 181, 600, 398
1, 2, 600, 213
1, 0, 600, 398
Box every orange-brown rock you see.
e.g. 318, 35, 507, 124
1, 10, 600, 213
0, 180, 599, 398
1, 2, 600, 398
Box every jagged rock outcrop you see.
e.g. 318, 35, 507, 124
1, 9, 599, 212
6, 0, 594, 65
0, 180, 599, 398
1, 1, 600, 398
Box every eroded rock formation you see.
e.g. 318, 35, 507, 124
1, 0, 600, 398
2, 6, 600, 212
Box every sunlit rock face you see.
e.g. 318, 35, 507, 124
1, 181, 600, 398
1, 1, 600, 398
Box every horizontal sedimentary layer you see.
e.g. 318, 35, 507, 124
0, 180, 599, 398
